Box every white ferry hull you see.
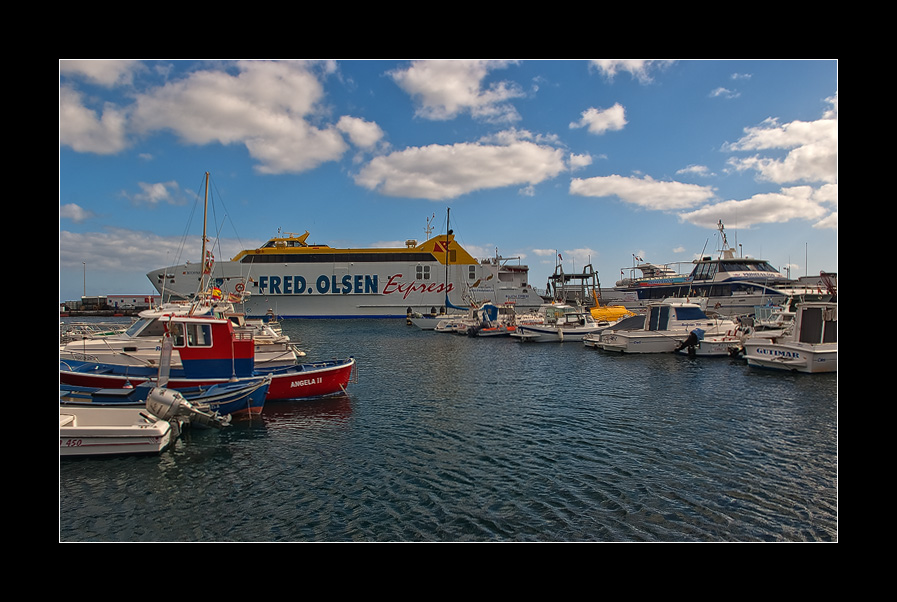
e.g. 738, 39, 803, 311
149, 254, 541, 319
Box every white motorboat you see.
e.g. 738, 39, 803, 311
59, 386, 229, 457
511, 304, 606, 342
60, 406, 175, 456
742, 301, 837, 373
594, 300, 740, 354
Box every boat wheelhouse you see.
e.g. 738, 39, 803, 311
60, 301, 302, 369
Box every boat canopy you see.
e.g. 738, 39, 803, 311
798, 304, 837, 344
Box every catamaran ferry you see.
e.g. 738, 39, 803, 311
148, 229, 542, 319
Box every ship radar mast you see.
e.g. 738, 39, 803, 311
716, 220, 737, 260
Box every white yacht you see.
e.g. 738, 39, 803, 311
600, 221, 836, 316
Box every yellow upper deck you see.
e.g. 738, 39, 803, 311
231, 231, 479, 265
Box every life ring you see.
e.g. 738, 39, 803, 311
235, 282, 245, 292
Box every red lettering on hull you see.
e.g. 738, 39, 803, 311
382, 274, 454, 300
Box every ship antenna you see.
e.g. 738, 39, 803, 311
717, 220, 729, 257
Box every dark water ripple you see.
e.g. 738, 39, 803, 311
60, 319, 838, 542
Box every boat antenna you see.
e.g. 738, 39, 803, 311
200, 172, 209, 287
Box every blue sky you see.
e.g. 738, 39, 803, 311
59, 59, 837, 303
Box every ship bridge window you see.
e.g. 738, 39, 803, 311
692, 262, 717, 281
720, 262, 753, 273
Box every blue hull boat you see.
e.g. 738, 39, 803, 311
60, 377, 270, 418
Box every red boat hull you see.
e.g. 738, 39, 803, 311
60, 358, 355, 402
262, 360, 356, 400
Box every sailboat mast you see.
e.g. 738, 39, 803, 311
190, 172, 210, 317
443, 207, 455, 310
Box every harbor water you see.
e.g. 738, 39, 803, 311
59, 318, 838, 542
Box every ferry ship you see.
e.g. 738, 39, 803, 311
147, 228, 542, 319
599, 222, 837, 316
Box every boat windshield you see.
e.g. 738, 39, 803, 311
799, 306, 838, 344
124, 318, 168, 338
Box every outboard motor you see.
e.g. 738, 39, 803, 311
674, 329, 703, 354
145, 387, 231, 429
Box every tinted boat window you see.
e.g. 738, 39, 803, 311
674, 307, 709, 320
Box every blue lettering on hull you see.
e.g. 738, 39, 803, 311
755, 347, 802, 359
258, 274, 379, 295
